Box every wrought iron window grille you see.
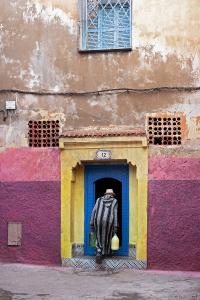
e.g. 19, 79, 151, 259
80, 0, 132, 51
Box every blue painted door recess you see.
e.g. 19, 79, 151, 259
84, 164, 129, 256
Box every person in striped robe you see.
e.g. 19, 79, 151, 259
90, 189, 118, 264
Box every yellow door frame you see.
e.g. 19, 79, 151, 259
59, 134, 148, 261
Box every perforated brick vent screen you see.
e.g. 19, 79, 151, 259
28, 120, 60, 147
148, 117, 182, 145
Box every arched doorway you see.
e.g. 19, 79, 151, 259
95, 177, 122, 245
84, 164, 129, 256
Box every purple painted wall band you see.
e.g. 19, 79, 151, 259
148, 180, 200, 271
0, 181, 61, 265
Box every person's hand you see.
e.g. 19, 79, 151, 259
90, 225, 95, 233
114, 227, 118, 234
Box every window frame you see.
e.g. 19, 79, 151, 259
79, 0, 132, 52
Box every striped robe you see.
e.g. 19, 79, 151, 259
90, 194, 118, 255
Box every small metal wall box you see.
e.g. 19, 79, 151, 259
6, 100, 16, 110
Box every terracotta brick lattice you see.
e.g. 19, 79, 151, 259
147, 116, 182, 145
28, 120, 60, 147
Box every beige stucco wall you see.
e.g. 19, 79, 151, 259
0, 0, 200, 148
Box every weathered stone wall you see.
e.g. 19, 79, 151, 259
0, 0, 199, 145
0, 0, 199, 90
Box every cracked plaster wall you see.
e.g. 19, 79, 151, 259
0, 0, 199, 147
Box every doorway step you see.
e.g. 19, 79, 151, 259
62, 257, 147, 270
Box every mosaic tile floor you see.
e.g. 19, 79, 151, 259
72, 244, 137, 259
62, 257, 147, 270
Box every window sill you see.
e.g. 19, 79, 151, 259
78, 47, 132, 54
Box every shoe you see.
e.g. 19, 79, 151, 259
95, 254, 102, 264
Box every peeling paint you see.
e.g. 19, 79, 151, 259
0, 0, 200, 147
23, 1, 76, 35
132, 0, 200, 84
187, 116, 200, 140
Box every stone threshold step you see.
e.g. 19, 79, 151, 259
62, 257, 147, 270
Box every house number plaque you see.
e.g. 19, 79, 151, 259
96, 150, 112, 160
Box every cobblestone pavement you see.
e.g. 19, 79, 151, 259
0, 263, 200, 300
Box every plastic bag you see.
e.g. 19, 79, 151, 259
89, 232, 96, 247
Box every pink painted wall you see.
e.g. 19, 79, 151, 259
149, 156, 200, 180
148, 155, 200, 271
0, 148, 60, 182
0, 148, 61, 265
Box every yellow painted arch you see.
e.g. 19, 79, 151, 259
60, 135, 148, 261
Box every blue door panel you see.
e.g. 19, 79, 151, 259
84, 164, 129, 256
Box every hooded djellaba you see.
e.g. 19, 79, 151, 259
90, 189, 118, 264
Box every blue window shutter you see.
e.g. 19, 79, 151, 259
87, 13, 99, 49
85, 0, 131, 51
117, 5, 131, 48
100, 6, 115, 49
